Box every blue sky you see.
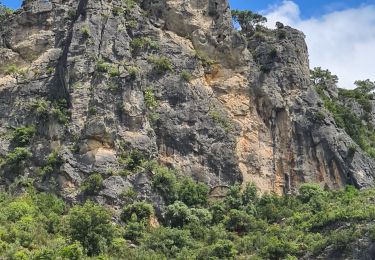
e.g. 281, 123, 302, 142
2, 0, 21, 9
3, 0, 375, 88
230, 0, 375, 19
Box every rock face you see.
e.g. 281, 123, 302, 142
0, 0, 374, 204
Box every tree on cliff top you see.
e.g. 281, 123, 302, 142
231, 10, 267, 32
0, 1, 13, 17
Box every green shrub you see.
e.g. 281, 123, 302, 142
144, 88, 158, 109
67, 9, 76, 19
51, 107, 69, 124
165, 201, 192, 228
121, 201, 154, 223
31, 100, 50, 119
51, 99, 70, 125
38, 151, 63, 176
81, 26, 90, 38
242, 183, 258, 205
126, 19, 138, 29
209, 110, 233, 132
225, 209, 253, 234
108, 66, 120, 77
58, 242, 84, 260
67, 201, 115, 256
4, 64, 22, 75
195, 50, 215, 67
5, 200, 36, 222
81, 173, 104, 195
180, 70, 192, 82
148, 56, 173, 74
88, 107, 97, 115
124, 0, 138, 10
124, 215, 147, 242
5, 148, 31, 167
178, 177, 209, 207
210, 202, 227, 224
260, 236, 299, 260
127, 66, 139, 79
298, 183, 325, 203
197, 240, 237, 260
130, 37, 159, 51
118, 149, 145, 171
12, 126, 36, 147
143, 227, 194, 258
151, 166, 178, 203
224, 184, 244, 210
254, 31, 266, 41
96, 61, 110, 73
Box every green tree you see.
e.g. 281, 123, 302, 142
298, 183, 326, 203
231, 10, 267, 33
225, 209, 254, 234
151, 166, 178, 203
310, 67, 338, 85
67, 201, 115, 256
197, 240, 237, 260
121, 201, 154, 223
165, 201, 192, 228
143, 227, 194, 258
178, 177, 209, 207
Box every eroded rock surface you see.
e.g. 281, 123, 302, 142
0, 0, 374, 208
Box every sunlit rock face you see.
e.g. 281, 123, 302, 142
0, 0, 374, 208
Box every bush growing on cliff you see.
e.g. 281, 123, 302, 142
12, 126, 36, 147
130, 37, 159, 51
81, 173, 104, 195
81, 26, 90, 39
148, 56, 173, 74
181, 70, 192, 82
4, 147, 31, 168
195, 50, 216, 67
144, 88, 158, 109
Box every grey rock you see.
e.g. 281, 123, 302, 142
100, 176, 132, 200
0, 0, 374, 209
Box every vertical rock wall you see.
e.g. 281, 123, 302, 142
0, 0, 374, 205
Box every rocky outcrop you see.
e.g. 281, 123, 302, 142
0, 0, 374, 207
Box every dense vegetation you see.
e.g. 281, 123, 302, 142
1, 173, 375, 259
311, 67, 375, 158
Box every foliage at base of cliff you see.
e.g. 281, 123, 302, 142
1, 180, 375, 260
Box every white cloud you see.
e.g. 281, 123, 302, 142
261, 1, 375, 88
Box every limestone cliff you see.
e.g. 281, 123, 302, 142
0, 0, 374, 207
